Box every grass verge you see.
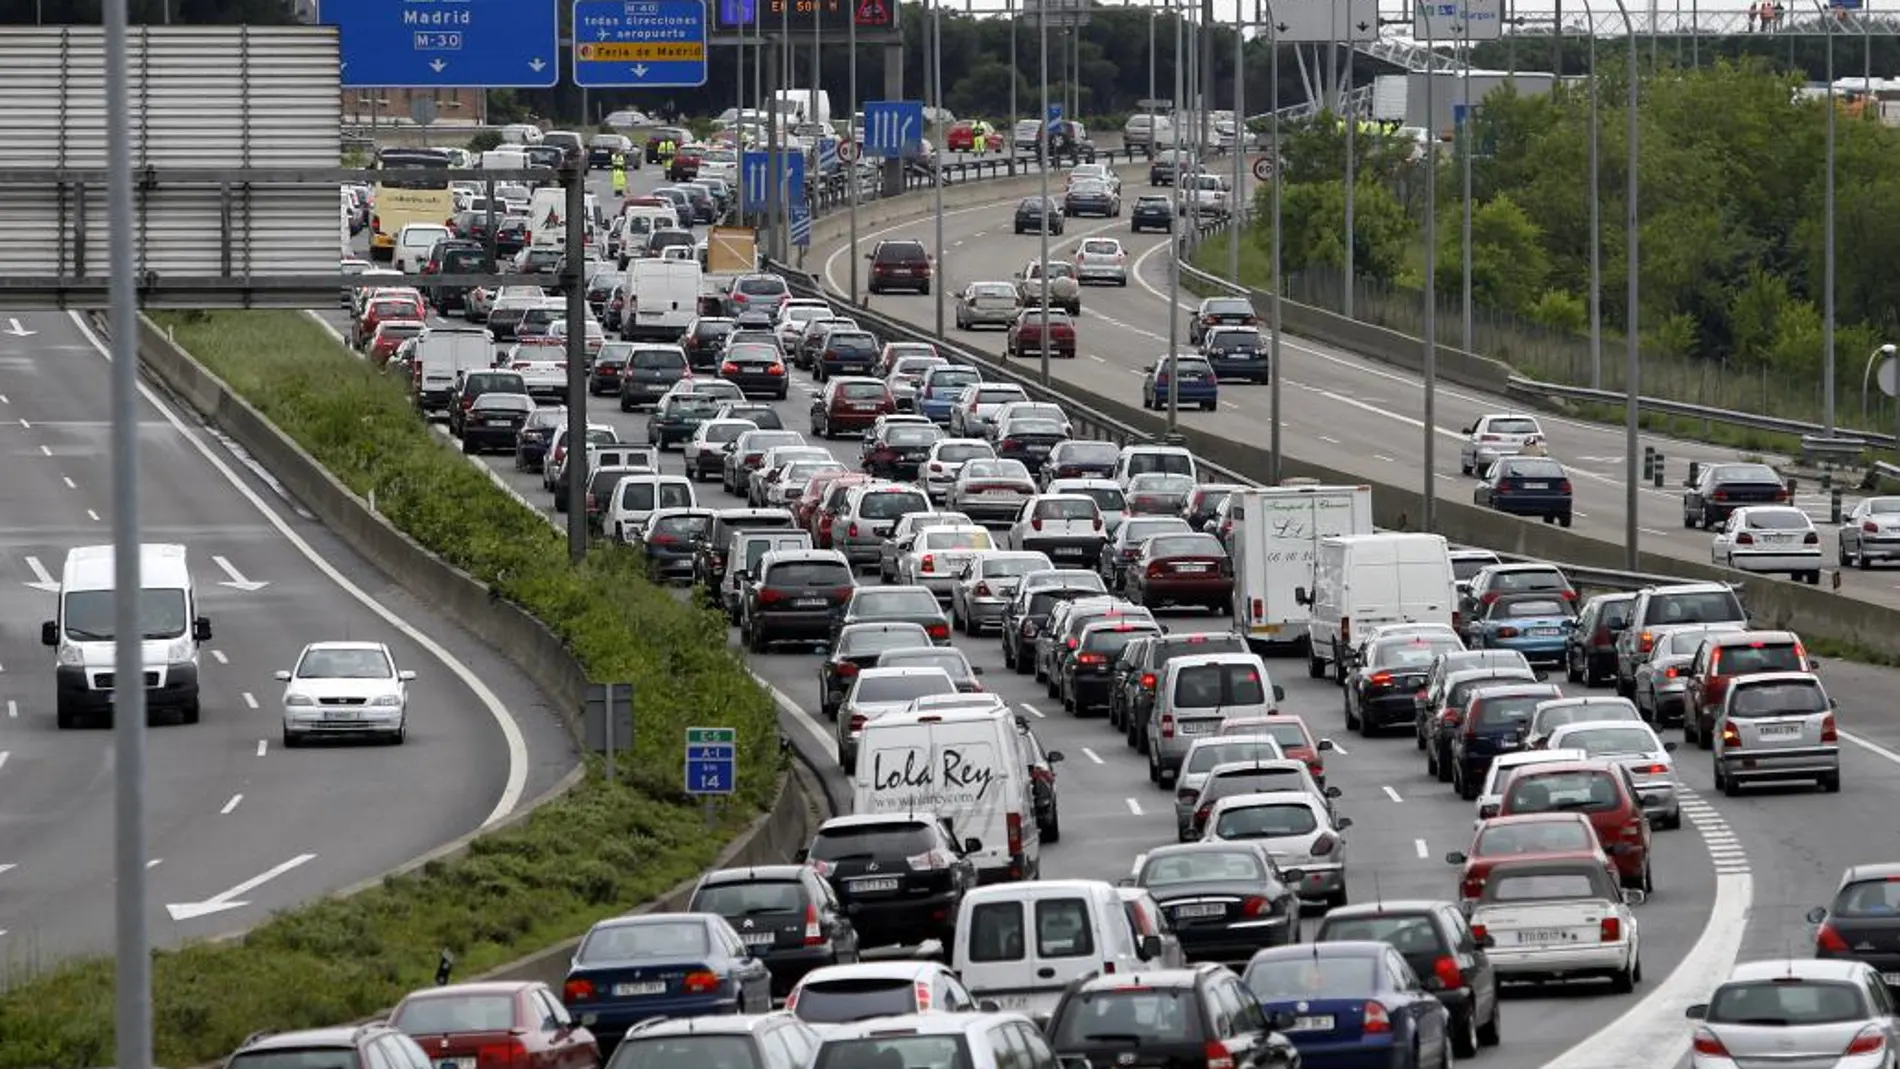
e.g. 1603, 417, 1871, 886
0, 309, 783, 1069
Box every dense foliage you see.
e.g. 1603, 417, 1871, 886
0, 310, 784, 1068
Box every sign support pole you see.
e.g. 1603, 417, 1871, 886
564, 161, 590, 563
849, 4, 862, 300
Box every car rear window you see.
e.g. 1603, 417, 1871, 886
1139, 848, 1265, 884
620, 482, 693, 510
1498, 598, 1568, 618
1505, 770, 1620, 813
1486, 872, 1602, 901
938, 443, 995, 463
765, 560, 853, 588
1476, 820, 1594, 855
840, 382, 887, 399
738, 276, 787, 295
1244, 957, 1375, 1000
577, 919, 710, 962
858, 490, 929, 519
226, 1051, 359, 1069
1641, 589, 1746, 625
855, 673, 957, 704
1214, 803, 1317, 839
1470, 694, 1545, 729
1712, 642, 1805, 674
1148, 535, 1223, 558
794, 977, 918, 1024
809, 821, 935, 860
617, 1036, 762, 1069
391, 993, 516, 1033
1728, 680, 1829, 716
1706, 981, 1868, 1026
1037, 498, 1098, 520
1185, 740, 1281, 774
632, 349, 685, 369
1318, 914, 1446, 953
1174, 663, 1267, 708
1126, 452, 1194, 478
888, 426, 938, 446
1050, 988, 1199, 1046
853, 588, 940, 616
837, 626, 930, 655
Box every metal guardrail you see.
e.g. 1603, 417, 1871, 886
763, 255, 1683, 598
1170, 236, 1900, 453
805, 142, 1158, 219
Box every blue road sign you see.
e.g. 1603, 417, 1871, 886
742, 150, 807, 214
816, 137, 839, 174
573, 0, 709, 89
865, 100, 925, 158
325, 0, 558, 89
685, 754, 736, 794
684, 726, 736, 796
791, 201, 812, 247
721, 0, 758, 23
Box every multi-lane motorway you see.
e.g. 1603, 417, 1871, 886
0, 310, 577, 967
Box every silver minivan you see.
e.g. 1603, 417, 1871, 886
1712, 672, 1839, 795
835, 482, 932, 571
1144, 652, 1282, 787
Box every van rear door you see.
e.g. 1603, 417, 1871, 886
959, 889, 1111, 1014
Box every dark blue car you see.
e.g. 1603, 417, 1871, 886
1447, 682, 1562, 801
1473, 456, 1573, 527
1243, 941, 1454, 1068
1141, 355, 1219, 411
1200, 326, 1272, 384
561, 913, 773, 1052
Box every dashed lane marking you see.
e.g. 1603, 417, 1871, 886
1082, 747, 1104, 764
1021, 703, 1046, 718
220, 793, 243, 815
1414, 838, 1428, 859
256, 739, 267, 757
1126, 798, 1143, 815
241, 692, 258, 710
1382, 785, 1402, 802
61, 475, 74, 489
211, 649, 228, 665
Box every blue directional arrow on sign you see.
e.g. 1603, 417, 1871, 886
573, 0, 709, 89
324, 0, 558, 89
742, 150, 806, 216
864, 100, 925, 158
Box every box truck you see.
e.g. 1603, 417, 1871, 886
1229, 482, 1373, 655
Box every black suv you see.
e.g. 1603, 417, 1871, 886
868, 239, 933, 295
1109, 630, 1249, 738
226, 1024, 434, 1069
448, 370, 528, 438
797, 814, 979, 950
741, 550, 856, 652
1012, 196, 1064, 235
1314, 899, 1502, 1057
423, 239, 486, 312
1045, 965, 1299, 1069
1130, 193, 1175, 233
686, 864, 861, 997
1000, 583, 1097, 675
1565, 592, 1635, 688
818, 621, 934, 719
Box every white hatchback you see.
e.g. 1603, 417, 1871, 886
1712, 505, 1823, 582
276, 641, 414, 747
1073, 237, 1129, 286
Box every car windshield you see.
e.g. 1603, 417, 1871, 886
1215, 803, 1317, 839
1728, 681, 1829, 716
1561, 726, 1660, 757
1505, 771, 1620, 813
1244, 956, 1375, 1000
62, 587, 188, 642
1476, 820, 1595, 855
854, 589, 940, 616
577, 920, 710, 962
1050, 989, 1199, 1046
295, 647, 393, 679
1139, 849, 1267, 884
391, 993, 516, 1033
838, 626, 931, 655
856, 673, 958, 703
1706, 981, 1868, 1027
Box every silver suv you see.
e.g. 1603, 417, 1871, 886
834, 482, 932, 571
1613, 582, 1748, 696
1711, 672, 1839, 795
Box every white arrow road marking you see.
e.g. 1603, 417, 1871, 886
165, 853, 315, 921
212, 555, 268, 591
0, 864, 15, 877
146, 858, 162, 869
211, 649, 228, 665
5, 701, 15, 719
13, 557, 48, 593
3, 318, 34, 338
1382, 785, 1402, 802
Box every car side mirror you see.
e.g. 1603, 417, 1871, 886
1806, 905, 1829, 924
193, 617, 213, 642
1830, 697, 1839, 709
1478, 803, 1500, 819
1279, 868, 1305, 882
1138, 934, 1163, 960
1273, 685, 1287, 702
1622, 889, 1647, 907
273, 670, 292, 682
793, 847, 810, 863
1663, 741, 1678, 752
1335, 816, 1353, 830
1046, 750, 1065, 763
1461, 424, 1474, 435
1293, 585, 1310, 607
1316, 737, 1334, 751
977, 998, 1002, 1012
964, 837, 983, 854
865, 252, 874, 260
1445, 851, 1468, 865
1684, 1004, 1707, 1021
1324, 786, 1343, 799
41, 620, 58, 646
399, 670, 418, 682
972, 665, 985, 675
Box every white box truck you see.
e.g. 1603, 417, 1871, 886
1300, 532, 1457, 682
1229, 482, 1373, 655
411, 326, 495, 418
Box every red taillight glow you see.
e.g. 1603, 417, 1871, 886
1691, 1029, 1729, 1058
1822, 714, 1838, 743
1362, 1002, 1392, 1034
836, 662, 860, 678
1240, 895, 1271, 917
1140, 672, 1157, 688
927, 623, 949, 640
1847, 1027, 1887, 1056
682, 970, 721, 994
475, 1041, 529, 1069
1204, 1041, 1235, 1069
1469, 923, 1487, 943
803, 903, 824, 945
563, 978, 595, 1001
1600, 916, 1621, 942
1818, 922, 1851, 952
1161, 714, 1176, 739
1432, 955, 1463, 991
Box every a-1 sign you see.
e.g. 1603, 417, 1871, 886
573, 0, 710, 88
324, 0, 559, 89
684, 725, 736, 796
1268, 0, 1379, 42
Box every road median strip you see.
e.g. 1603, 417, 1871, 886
0, 308, 811, 1068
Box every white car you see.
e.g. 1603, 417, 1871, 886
1201, 789, 1350, 907
1467, 857, 1643, 991
1545, 721, 1682, 829
1458, 413, 1545, 476
505, 357, 567, 403
1006, 493, 1106, 564
921, 438, 997, 502
1712, 505, 1824, 582
1067, 161, 1121, 194
765, 459, 847, 508
949, 383, 1031, 438
949, 550, 1054, 634
684, 418, 758, 482
776, 298, 833, 349
276, 641, 414, 747
897, 525, 996, 597
1472, 748, 1588, 823
988, 401, 1072, 442
392, 223, 452, 274
947, 459, 1038, 527
1045, 477, 1127, 534
1073, 237, 1130, 286
878, 511, 975, 583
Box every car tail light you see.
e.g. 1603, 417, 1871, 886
476, 1040, 529, 1069
1689, 1028, 1731, 1058
930, 462, 943, 472
1202, 1040, 1235, 1069
768, 364, 785, 376
927, 622, 949, 640
1066, 637, 1080, 649
682, 970, 721, 994
975, 581, 993, 597
1007, 811, 1024, 860
1721, 722, 1742, 747
1077, 652, 1107, 665
1140, 672, 1157, 689
1735, 531, 1754, 545
922, 554, 936, 573
1162, 715, 1177, 739
848, 522, 860, 538
1634, 763, 1669, 775
1370, 672, 1393, 686
1822, 714, 1838, 743
1240, 895, 1271, 917
1480, 591, 1501, 605
1362, 1002, 1392, 1034
1775, 487, 1792, 502
722, 361, 740, 374
1177, 786, 1198, 805
1712, 488, 1729, 502
1805, 531, 1820, 544
1663, 666, 1678, 679
1817, 921, 1851, 952
1147, 562, 1168, 578
1432, 955, 1463, 991
1495, 626, 1521, 638
1310, 833, 1338, 856
1866, 521, 1881, 533
1638, 630, 1655, 653
563, 978, 596, 1001
1442, 708, 1463, 729
836, 661, 860, 678
1600, 915, 1621, 942
1846, 1028, 1888, 1056
1558, 479, 1573, 493
1094, 515, 1104, 530
847, 712, 866, 734
759, 587, 785, 604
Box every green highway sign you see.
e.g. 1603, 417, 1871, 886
686, 725, 737, 746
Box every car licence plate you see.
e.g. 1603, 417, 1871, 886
795, 597, 828, 608
1289, 1016, 1334, 1032
1516, 928, 1573, 944
324, 709, 356, 721
1176, 563, 1211, 573
439, 1059, 476, 1069
1179, 720, 1215, 735
742, 931, 777, 946
1531, 626, 1562, 636
850, 877, 900, 893
1522, 481, 1549, 489
1173, 903, 1225, 918
1026, 443, 1050, 453
1053, 546, 1087, 557
613, 981, 667, 996
1758, 724, 1803, 738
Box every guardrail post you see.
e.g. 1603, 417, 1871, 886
1788, 475, 1800, 498
1651, 449, 1665, 489
1820, 470, 1832, 492
1832, 486, 1845, 524
1641, 446, 1655, 483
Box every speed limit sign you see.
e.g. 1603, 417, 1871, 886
837, 140, 861, 163
1251, 155, 1274, 182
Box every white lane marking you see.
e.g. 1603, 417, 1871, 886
1640, 527, 1669, 537
1126, 797, 1143, 815
71, 311, 530, 828
1414, 838, 1428, 859
1373, 454, 1395, 463
256, 739, 268, 757
0, 752, 9, 771
1382, 785, 1402, 803
86, 508, 99, 521
1327, 740, 1348, 755
0, 863, 13, 877
38, 444, 49, 456
1081, 747, 1104, 765
1089, 354, 1107, 363
1021, 702, 1047, 718
17, 419, 28, 429
146, 858, 162, 869
1, 394, 10, 404
220, 793, 243, 815
241, 692, 258, 710
1320, 435, 1340, 444
211, 649, 229, 665
61, 475, 75, 489
4, 700, 13, 719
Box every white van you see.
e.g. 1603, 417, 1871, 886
411, 326, 494, 417
528, 187, 567, 250
607, 473, 697, 543
1228, 484, 1373, 655
1112, 444, 1198, 489
44, 543, 211, 729
1146, 651, 1283, 785
853, 707, 1040, 883
626, 258, 703, 340
480, 147, 529, 173
1299, 532, 1458, 683
952, 879, 1159, 1014
393, 223, 452, 274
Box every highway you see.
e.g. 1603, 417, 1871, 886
804, 186, 1900, 613
0, 311, 577, 967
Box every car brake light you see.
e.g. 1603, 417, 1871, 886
1469, 923, 1487, 943
1822, 714, 1838, 742
1634, 763, 1669, 775
1691, 1029, 1730, 1058
1805, 531, 1820, 544
1866, 521, 1881, 533
1721, 722, 1741, 746
1600, 915, 1621, 941
1077, 652, 1107, 665
1007, 810, 1024, 860
836, 661, 860, 678
1362, 1002, 1392, 1034
914, 980, 934, 1013
1202, 1040, 1234, 1069
1432, 955, 1463, 991
1370, 671, 1393, 686
1162, 714, 1176, 741
1140, 672, 1157, 688
475, 1040, 529, 1069
1238, 894, 1271, 917
682, 970, 721, 994
1638, 630, 1655, 653
1495, 626, 1521, 638
1066, 637, 1080, 649
847, 712, 866, 733
848, 523, 860, 538
1735, 532, 1754, 545
1776, 487, 1792, 502
1480, 591, 1501, 604
927, 622, 949, 640
563, 978, 596, 1001
1818, 921, 1851, 952
1846, 1028, 1887, 1056
1310, 833, 1337, 856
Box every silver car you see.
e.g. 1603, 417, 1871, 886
834, 666, 959, 772
1457, 413, 1545, 476
950, 550, 1054, 635
874, 646, 984, 692
1202, 790, 1351, 907
922, 439, 996, 503
947, 459, 1038, 527
954, 280, 1021, 330
834, 482, 933, 571
1546, 720, 1682, 829
1524, 695, 1642, 749
1712, 672, 1840, 795
1687, 959, 1897, 1069
1631, 623, 1744, 726
896, 525, 997, 598
1171, 736, 1287, 841
877, 511, 974, 583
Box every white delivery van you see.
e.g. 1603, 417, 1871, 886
1299, 532, 1457, 683
952, 879, 1159, 1015
498, 123, 543, 146
44, 543, 212, 729
480, 147, 529, 173
1229, 484, 1373, 655
528, 187, 567, 250
853, 707, 1040, 884
626, 258, 703, 340
412, 326, 495, 418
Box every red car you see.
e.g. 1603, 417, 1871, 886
811, 378, 895, 439
946, 120, 1005, 153
1497, 759, 1654, 890
1006, 309, 1077, 359
1129, 530, 1233, 613
388, 980, 599, 1069
353, 293, 424, 349
367, 320, 425, 367
810, 473, 873, 546
1218, 713, 1333, 786
1444, 812, 1614, 901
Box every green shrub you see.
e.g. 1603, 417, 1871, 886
0, 310, 784, 1068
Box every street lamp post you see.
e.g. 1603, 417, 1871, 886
1612, 0, 1639, 570
930, 0, 946, 337
847, 0, 860, 300
1862, 343, 1896, 421
1342, 7, 1357, 319
1420, 2, 1439, 529
1460, 15, 1474, 354
1585, 2, 1602, 389
1812, 0, 1838, 436
1166, 0, 1185, 433
1038, 0, 1052, 387
1267, 0, 1283, 481
1230, 11, 1244, 282
1009, 0, 1018, 176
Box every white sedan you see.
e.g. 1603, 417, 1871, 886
276, 641, 414, 747
1712, 505, 1823, 583
896, 525, 996, 597
1468, 857, 1643, 991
